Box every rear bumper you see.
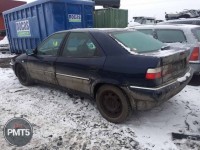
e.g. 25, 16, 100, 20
123, 68, 193, 110
190, 61, 200, 75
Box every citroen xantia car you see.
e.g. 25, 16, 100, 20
11, 28, 192, 123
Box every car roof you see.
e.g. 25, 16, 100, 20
56, 28, 134, 34
163, 18, 200, 22
133, 16, 155, 19
134, 24, 200, 30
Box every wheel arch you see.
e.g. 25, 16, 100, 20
92, 81, 137, 110
14, 62, 28, 77
92, 81, 134, 107
92, 80, 119, 98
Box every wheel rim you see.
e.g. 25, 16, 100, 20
18, 66, 27, 83
100, 90, 122, 118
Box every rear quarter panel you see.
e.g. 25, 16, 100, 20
102, 54, 161, 87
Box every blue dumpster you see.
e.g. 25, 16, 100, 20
3, 0, 94, 54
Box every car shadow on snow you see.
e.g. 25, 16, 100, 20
188, 75, 200, 86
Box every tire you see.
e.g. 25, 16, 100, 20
16, 64, 33, 86
96, 85, 131, 123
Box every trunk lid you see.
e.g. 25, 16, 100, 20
143, 48, 190, 84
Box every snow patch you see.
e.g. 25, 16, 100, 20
0, 68, 200, 150
0, 53, 16, 58
0, 36, 9, 45
177, 72, 191, 82
166, 42, 190, 49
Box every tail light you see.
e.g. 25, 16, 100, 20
146, 51, 188, 80
146, 68, 162, 80
189, 47, 199, 61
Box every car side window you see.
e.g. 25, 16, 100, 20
156, 29, 186, 43
37, 33, 66, 56
62, 32, 99, 57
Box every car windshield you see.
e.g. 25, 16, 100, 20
111, 31, 165, 53
192, 28, 200, 42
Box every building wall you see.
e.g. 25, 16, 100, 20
0, 0, 26, 30
0, 14, 4, 30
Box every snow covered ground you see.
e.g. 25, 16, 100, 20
0, 53, 15, 59
0, 67, 200, 149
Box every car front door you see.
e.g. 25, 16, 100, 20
27, 33, 66, 84
55, 32, 106, 94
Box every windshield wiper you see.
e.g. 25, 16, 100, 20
161, 45, 170, 50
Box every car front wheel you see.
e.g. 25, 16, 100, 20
96, 85, 131, 123
16, 64, 33, 86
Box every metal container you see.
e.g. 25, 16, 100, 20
94, 8, 128, 28
3, 0, 94, 54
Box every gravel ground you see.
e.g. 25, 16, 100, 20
0, 55, 200, 150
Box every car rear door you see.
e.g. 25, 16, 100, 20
27, 33, 66, 84
55, 32, 105, 94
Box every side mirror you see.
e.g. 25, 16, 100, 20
26, 49, 36, 56
33, 48, 37, 55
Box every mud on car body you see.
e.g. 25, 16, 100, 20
11, 28, 193, 123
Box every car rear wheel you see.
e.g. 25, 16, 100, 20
16, 64, 33, 86
96, 85, 131, 123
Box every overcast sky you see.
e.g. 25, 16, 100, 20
24, 0, 200, 21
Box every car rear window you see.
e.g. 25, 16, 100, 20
192, 28, 200, 42
137, 29, 154, 36
111, 31, 164, 53
156, 29, 186, 43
